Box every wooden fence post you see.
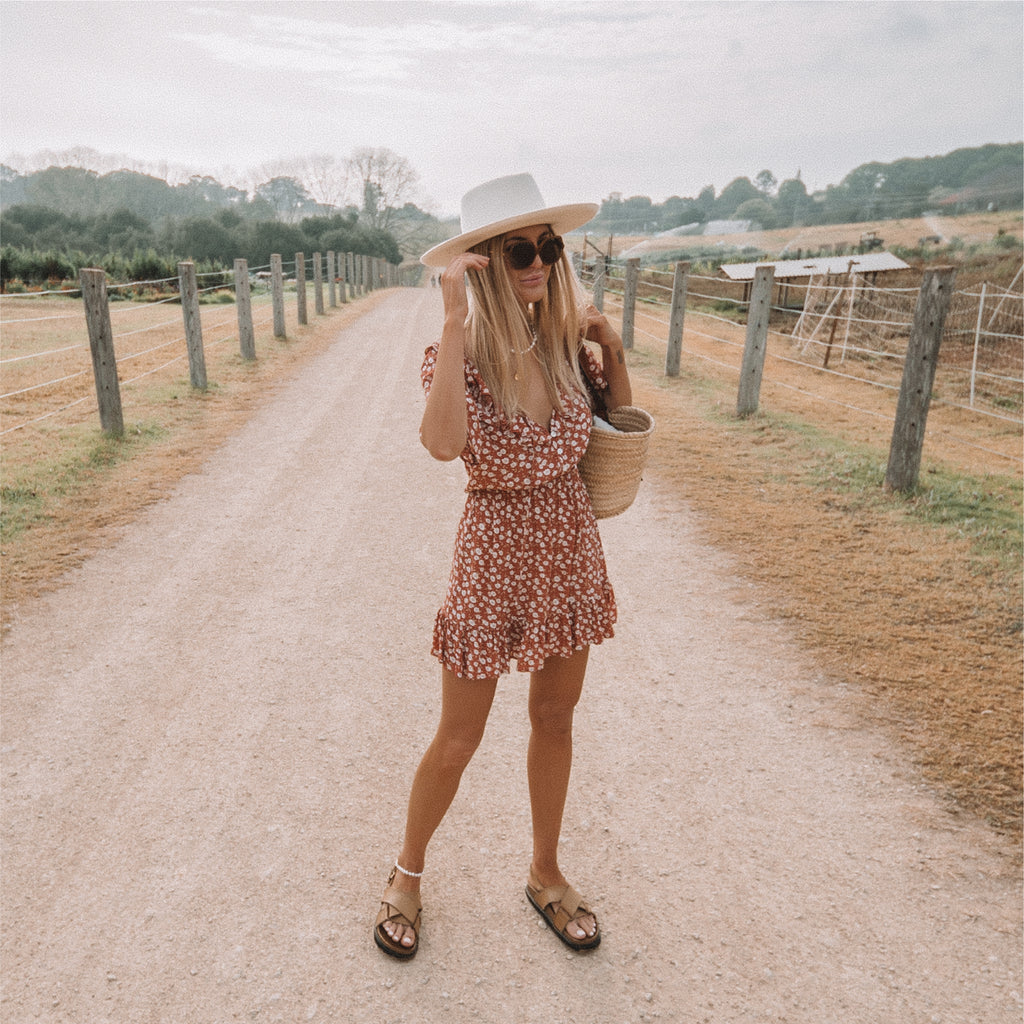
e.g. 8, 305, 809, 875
295, 252, 307, 325
621, 257, 640, 350
884, 266, 957, 492
665, 261, 690, 377
339, 254, 349, 303
593, 254, 606, 312
271, 253, 286, 338
178, 261, 207, 390
313, 252, 324, 315
736, 264, 774, 417
234, 258, 256, 360
327, 251, 337, 308
78, 268, 124, 436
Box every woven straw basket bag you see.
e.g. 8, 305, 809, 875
579, 406, 655, 519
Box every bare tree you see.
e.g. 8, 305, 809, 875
297, 153, 350, 211
345, 147, 419, 231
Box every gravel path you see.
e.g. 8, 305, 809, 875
2, 288, 1020, 1023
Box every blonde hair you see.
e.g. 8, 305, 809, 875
464, 229, 588, 420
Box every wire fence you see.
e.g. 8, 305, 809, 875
576, 253, 1022, 471
0, 253, 413, 441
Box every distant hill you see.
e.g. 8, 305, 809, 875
587, 142, 1023, 234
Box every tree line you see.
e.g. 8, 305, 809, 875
0, 146, 449, 288
588, 142, 1022, 235
1, 141, 1019, 288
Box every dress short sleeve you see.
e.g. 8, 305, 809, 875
579, 345, 610, 395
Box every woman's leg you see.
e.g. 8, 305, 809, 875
381, 667, 498, 948
526, 647, 597, 941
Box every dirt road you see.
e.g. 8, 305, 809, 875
2, 289, 1020, 1023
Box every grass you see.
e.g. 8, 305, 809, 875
1, 422, 167, 544
789, 425, 1023, 570
630, 344, 1022, 837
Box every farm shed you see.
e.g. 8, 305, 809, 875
720, 252, 910, 307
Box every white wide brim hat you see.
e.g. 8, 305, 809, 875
421, 173, 599, 268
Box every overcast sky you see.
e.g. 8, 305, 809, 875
1, 0, 1021, 216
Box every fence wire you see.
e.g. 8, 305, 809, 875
577, 255, 1022, 430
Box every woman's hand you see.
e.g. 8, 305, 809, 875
441, 252, 489, 321
580, 303, 620, 349
579, 303, 633, 410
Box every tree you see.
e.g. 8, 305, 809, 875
695, 185, 716, 221
162, 216, 238, 265
714, 177, 761, 219
346, 148, 419, 231
754, 170, 778, 197
245, 220, 307, 268
0, 165, 26, 208
658, 195, 702, 231
90, 208, 155, 252
299, 153, 349, 210
254, 176, 314, 223
774, 178, 809, 227
733, 198, 776, 230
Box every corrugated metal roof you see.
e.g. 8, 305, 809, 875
719, 252, 910, 281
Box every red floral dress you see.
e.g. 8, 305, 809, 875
422, 343, 617, 679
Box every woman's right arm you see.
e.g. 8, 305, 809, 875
419, 252, 490, 461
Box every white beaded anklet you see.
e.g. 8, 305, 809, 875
394, 861, 423, 879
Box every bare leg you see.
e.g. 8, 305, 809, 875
381, 668, 497, 949
527, 647, 597, 941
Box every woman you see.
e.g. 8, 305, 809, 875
374, 173, 632, 959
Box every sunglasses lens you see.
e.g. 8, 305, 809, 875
539, 237, 564, 265
506, 242, 536, 270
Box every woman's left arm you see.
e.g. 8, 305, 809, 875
582, 303, 633, 411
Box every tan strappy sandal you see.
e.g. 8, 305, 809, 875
525, 869, 601, 951
374, 866, 422, 959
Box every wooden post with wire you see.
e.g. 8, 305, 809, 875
313, 252, 324, 315
327, 251, 337, 308
233, 258, 256, 360
295, 252, 308, 325
884, 266, 957, 492
270, 254, 286, 338
621, 257, 640, 350
665, 261, 690, 377
736, 264, 774, 417
593, 254, 606, 313
79, 268, 124, 436
178, 261, 207, 390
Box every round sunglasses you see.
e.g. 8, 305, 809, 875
503, 235, 565, 271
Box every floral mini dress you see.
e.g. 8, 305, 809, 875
422, 343, 617, 679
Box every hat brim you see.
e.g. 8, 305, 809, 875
420, 202, 600, 268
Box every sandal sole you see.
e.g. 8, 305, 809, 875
374, 925, 418, 960
525, 886, 601, 952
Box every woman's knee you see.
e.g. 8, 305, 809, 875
429, 726, 485, 773
528, 695, 577, 737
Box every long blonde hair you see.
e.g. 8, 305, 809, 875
464, 229, 588, 420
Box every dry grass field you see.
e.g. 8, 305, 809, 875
605, 208, 1024, 268
1, 213, 1021, 844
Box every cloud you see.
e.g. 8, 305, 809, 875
2, 0, 1020, 212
